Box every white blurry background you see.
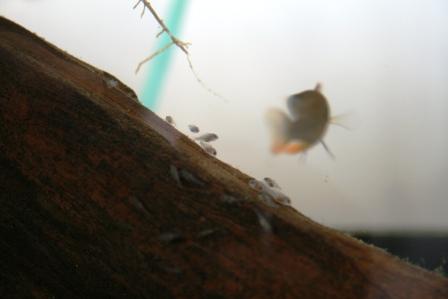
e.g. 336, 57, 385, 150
2, 0, 448, 232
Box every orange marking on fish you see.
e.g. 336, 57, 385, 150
272, 141, 308, 154
283, 141, 308, 154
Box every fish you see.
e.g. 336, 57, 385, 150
249, 179, 291, 205
254, 209, 272, 233
265, 83, 334, 156
169, 165, 182, 187
263, 177, 281, 189
199, 141, 217, 156
188, 124, 200, 133
195, 133, 218, 142
165, 115, 175, 126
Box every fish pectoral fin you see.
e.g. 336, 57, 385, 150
320, 140, 335, 159
273, 140, 309, 154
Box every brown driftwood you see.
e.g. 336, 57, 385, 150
0, 16, 447, 299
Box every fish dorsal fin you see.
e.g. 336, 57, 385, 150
314, 82, 323, 93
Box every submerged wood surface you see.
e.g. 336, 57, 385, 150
1, 16, 447, 299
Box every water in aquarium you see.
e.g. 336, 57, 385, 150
2, 0, 447, 295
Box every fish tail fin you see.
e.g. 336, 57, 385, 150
265, 108, 292, 154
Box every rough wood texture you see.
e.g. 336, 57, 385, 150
1, 16, 447, 299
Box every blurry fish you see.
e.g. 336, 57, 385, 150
169, 165, 182, 187
263, 177, 281, 189
179, 169, 205, 187
195, 133, 218, 142
199, 141, 217, 156
254, 209, 272, 233
105, 78, 118, 89
266, 83, 334, 157
249, 178, 291, 205
188, 124, 200, 133
165, 115, 175, 126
